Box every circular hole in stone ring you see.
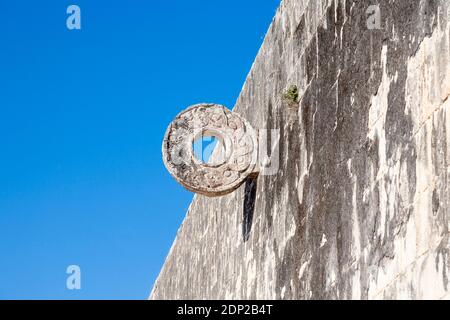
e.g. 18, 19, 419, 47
191, 128, 233, 168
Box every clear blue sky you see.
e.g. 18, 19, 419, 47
0, 1, 279, 299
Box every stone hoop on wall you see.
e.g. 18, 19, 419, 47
162, 103, 258, 197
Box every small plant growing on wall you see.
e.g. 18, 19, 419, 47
282, 85, 299, 108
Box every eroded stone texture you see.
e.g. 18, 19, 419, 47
150, 0, 450, 299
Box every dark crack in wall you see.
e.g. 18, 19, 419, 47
150, 0, 450, 299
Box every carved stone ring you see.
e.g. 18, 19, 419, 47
162, 103, 258, 197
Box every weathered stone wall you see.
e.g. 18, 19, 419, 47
150, 0, 450, 299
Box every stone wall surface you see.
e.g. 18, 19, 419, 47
150, 0, 450, 299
